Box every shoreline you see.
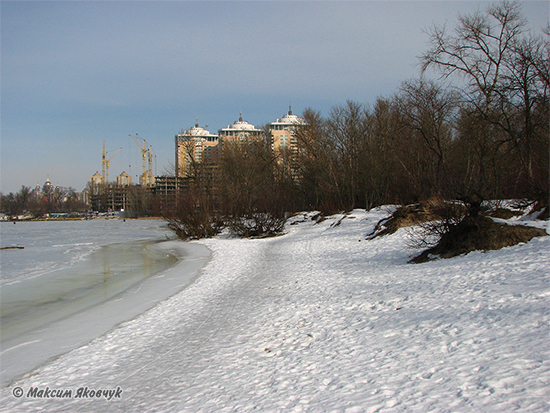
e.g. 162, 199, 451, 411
0, 240, 211, 387
1, 239, 179, 341
1, 216, 164, 223
0, 208, 548, 411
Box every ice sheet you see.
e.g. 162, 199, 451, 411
0, 240, 210, 387
1, 240, 178, 342
0, 220, 211, 387
1, 219, 172, 283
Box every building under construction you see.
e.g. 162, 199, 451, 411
88, 137, 158, 214
87, 108, 306, 215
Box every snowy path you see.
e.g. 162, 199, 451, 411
1, 209, 548, 412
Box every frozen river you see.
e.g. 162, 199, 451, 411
0, 219, 210, 386
1, 219, 173, 285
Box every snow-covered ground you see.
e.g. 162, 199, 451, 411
0, 219, 210, 388
1, 207, 548, 412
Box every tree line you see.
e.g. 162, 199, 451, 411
165, 1, 548, 239
299, 1, 548, 212
0, 185, 88, 218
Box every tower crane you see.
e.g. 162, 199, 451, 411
102, 140, 122, 184
129, 133, 148, 176
148, 144, 156, 174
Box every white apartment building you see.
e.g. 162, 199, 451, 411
268, 106, 306, 156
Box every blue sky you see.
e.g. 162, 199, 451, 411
1, 0, 548, 194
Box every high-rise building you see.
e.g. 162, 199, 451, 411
268, 106, 307, 179
117, 171, 132, 187
268, 106, 306, 154
175, 121, 219, 178
90, 172, 104, 190
140, 170, 156, 187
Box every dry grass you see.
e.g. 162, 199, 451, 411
409, 215, 547, 263
366, 199, 548, 263
367, 199, 460, 239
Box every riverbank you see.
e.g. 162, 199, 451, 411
1, 219, 210, 387
1, 207, 548, 411
0, 216, 164, 223
1, 240, 210, 387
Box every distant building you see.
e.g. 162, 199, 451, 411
218, 113, 264, 145
152, 175, 189, 212
90, 172, 104, 187
175, 121, 219, 178
42, 177, 53, 195
78, 190, 90, 206
172, 110, 306, 183
268, 106, 307, 180
117, 171, 132, 187
268, 106, 306, 155
140, 170, 156, 187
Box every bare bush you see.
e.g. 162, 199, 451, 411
410, 213, 547, 263
163, 188, 223, 240
407, 199, 467, 250
218, 140, 292, 238
226, 212, 289, 238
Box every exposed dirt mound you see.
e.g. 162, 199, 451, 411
486, 208, 523, 219
367, 201, 455, 239
366, 200, 547, 262
410, 216, 547, 263
532, 203, 549, 220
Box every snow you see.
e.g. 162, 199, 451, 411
1, 208, 549, 412
1, 220, 209, 388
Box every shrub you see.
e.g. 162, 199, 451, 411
163, 188, 223, 240
226, 212, 290, 238
367, 198, 464, 240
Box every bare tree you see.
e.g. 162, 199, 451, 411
218, 139, 290, 237
294, 108, 344, 212
420, 0, 548, 204
495, 29, 549, 198
164, 185, 222, 240
0, 187, 31, 217
367, 97, 410, 205
396, 79, 459, 198
326, 100, 371, 210
421, 1, 525, 114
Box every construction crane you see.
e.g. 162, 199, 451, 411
129, 133, 148, 176
148, 144, 156, 174
102, 140, 121, 184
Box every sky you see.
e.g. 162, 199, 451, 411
1, 0, 548, 194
